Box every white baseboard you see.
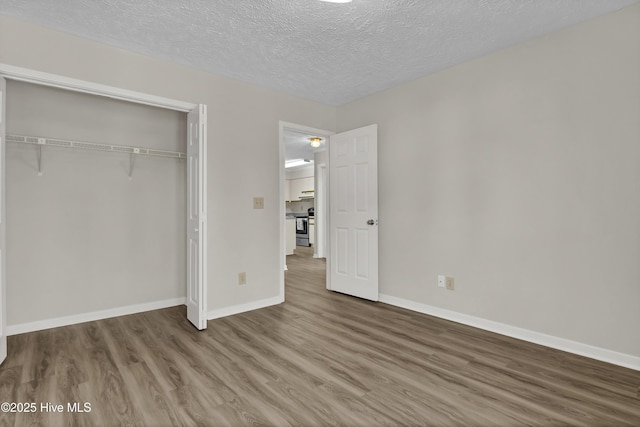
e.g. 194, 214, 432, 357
208, 296, 283, 320
379, 294, 640, 371
7, 297, 186, 336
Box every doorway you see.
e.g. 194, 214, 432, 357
278, 122, 379, 303
278, 121, 333, 299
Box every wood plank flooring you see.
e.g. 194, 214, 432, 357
1, 246, 639, 426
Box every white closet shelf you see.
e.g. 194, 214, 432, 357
7, 134, 186, 159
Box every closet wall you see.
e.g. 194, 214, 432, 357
0, 15, 337, 323
6, 81, 187, 326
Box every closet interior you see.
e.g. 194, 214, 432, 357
5, 80, 188, 329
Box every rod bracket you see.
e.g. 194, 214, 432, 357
129, 148, 140, 179
37, 138, 45, 176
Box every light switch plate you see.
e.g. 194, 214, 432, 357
253, 197, 264, 209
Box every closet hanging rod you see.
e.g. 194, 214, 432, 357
6, 134, 186, 159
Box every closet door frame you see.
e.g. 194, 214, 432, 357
0, 64, 196, 112
0, 63, 206, 354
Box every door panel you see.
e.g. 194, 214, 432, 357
355, 229, 369, 279
336, 166, 349, 212
186, 105, 207, 330
329, 124, 378, 301
0, 76, 6, 363
336, 227, 349, 275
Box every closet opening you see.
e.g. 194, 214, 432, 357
0, 66, 207, 360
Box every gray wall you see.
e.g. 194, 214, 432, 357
0, 15, 337, 323
6, 81, 187, 325
336, 4, 640, 357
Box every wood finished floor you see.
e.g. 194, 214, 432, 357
1, 246, 639, 426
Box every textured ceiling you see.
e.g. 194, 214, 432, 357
1, 0, 638, 105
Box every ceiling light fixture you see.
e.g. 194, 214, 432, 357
285, 159, 312, 169
319, 0, 352, 3
309, 137, 322, 148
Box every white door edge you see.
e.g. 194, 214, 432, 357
0, 76, 6, 364
187, 105, 208, 330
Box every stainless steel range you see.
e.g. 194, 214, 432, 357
295, 214, 309, 247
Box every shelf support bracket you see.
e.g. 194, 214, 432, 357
37, 137, 45, 176
129, 148, 139, 179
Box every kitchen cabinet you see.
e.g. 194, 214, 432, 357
288, 177, 314, 201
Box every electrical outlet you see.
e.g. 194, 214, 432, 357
438, 275, 455, 290
238, 272, 246, 285
253, 197, 264, 209
446, 276, 455, 290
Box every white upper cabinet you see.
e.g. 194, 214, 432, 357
288, 177, 314, 201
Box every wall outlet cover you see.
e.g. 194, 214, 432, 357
253, 197, 264, 209
446, 276, 455, 290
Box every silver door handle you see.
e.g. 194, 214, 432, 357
367, 219, 376, 225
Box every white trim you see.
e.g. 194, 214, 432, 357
314, 162, 327, 259
0, 76, 6, 363
0, 63, 196, 112
279, 122, 287, 300
379, 293, 640, 372
185, 105, 208, 330
6, 297, 186, 336
207, 296, 283, 320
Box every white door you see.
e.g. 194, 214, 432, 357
186, 105, 207, 330
0, 77, 6, 363
328, 124, 378, 301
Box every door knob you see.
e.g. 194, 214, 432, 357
367, 219, 376, 225
195, 228, 199, 232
